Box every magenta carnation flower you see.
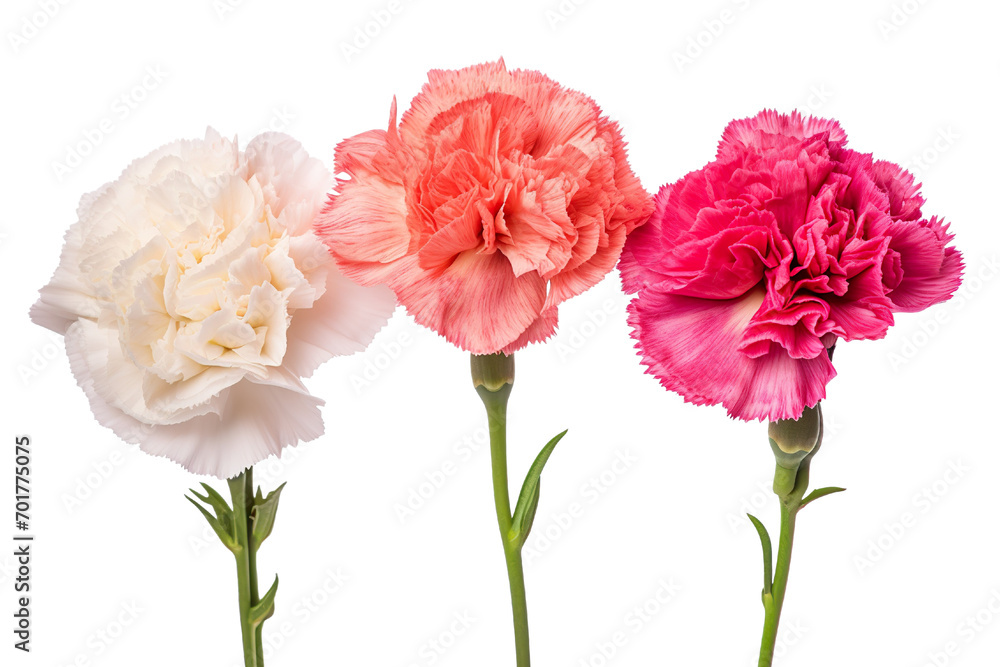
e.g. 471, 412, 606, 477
620, 110, 963, 421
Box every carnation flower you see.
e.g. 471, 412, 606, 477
31, 130, 395, 477
620, 110, 963, 421
315, 59, 652, 354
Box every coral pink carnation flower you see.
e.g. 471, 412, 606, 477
620, 110, 963, 421
315, 59, 653, 354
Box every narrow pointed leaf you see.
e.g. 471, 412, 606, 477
521, 480, 540, 543
801, 486, 846, 509
198, 483, 233, 516
508, 481, 540, 548
747, 513, 773, 596
186, 496, 237, 552
251, 483, 286, 551
249, 575, 279, 628
191, 483, 235, 538
509, 429, 567, 549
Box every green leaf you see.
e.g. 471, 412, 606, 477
508, 429, 567, 549
195, 483, 232, 516
186, 495, 237, 552
191, 483, 236, 536
251, 483, 286, 551
509, 480, 541, 549
801, 486, 846, 509
747, 513, 773, 596
249, 575, 279, 628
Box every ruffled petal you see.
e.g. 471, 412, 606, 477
316, 131, 412, 273
136, 378, 324, 479
281, 271, 396, 378
629, 286, 835, 421
718, 109, 846, 154
393, 250, 546, 354
886, 217, 964, 312
500, 307, 559, 355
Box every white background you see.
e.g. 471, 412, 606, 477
2, 0, 998, 665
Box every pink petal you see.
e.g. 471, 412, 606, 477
886, 217, 964, 312
501, 307, 559, 355
871, 160, 924, 222
316, 132, 412, 275
394, 250, 546, 354
629, 285, 835, 421
718, 109, 847, 154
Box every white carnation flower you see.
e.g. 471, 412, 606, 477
32, 129, 396, 477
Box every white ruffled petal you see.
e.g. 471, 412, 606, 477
32, 130, 381, 477
282, 270, 397, 378
136, 379, 324, 478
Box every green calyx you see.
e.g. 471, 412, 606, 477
768, 404, 822, 498
471, 352, 515, 394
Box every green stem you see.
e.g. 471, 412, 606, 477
757, 458, 811, 666
757, 497, 799, 666
503, 545, 530, 666
229, 469, 260, 667
245, 468, 265, 665
483, 384, 531, 666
